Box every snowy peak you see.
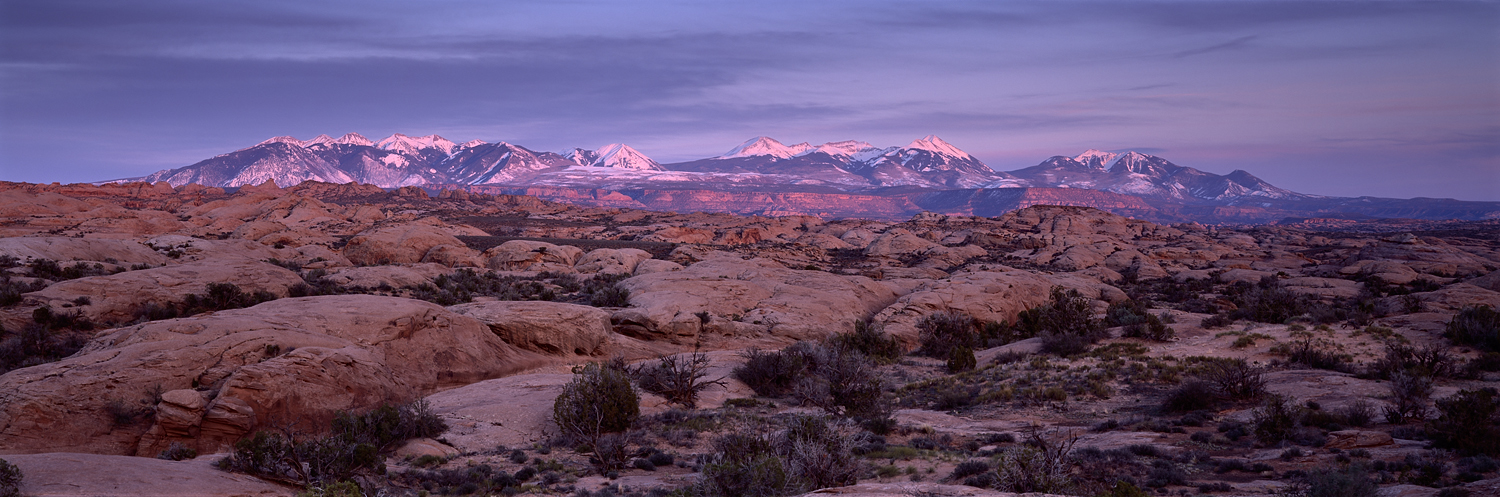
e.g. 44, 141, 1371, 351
563, 148, 599, 166
904, 135, 973, 160
593, 144, 662, 170
377, 133, 457, 155
256, 136, 303, 147
1073, 149, 1119, 170
720, 136, 812, 160
302, 134, 336, 147
333, 133, 374, 147
801, 140, 881, 158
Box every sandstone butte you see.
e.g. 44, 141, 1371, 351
0, 179, 1497, 497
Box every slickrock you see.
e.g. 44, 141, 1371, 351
0, 236, 168, 265
448, 301, 613, 356
0, 295, 550, 456
19, 259, 305, 325
482, 240, 584, 271
342, 219, 479, 266
323, 263, 451, 289
3, 452, 296, 496
794, 482, 1067, 497
613, 254, 899, 343
575, 248, 653, 275
873, 270, 1125, 342
1325, 430, 1395, 449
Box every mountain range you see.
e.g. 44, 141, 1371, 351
123, 133, 1499, 223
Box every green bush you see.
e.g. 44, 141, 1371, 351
733, 342, 888, 423
0, 458, 20, 497
1446, 305, 1500, 352
1023, 287, 1105, 356
216, 401, 446, 487
1428, 387, 1500, 456
829, 320, 903, 364
1106, 299, 1173, 340
1252, 394, 1302, 445
946, 346, 976, 373
553, 362, 639, 443
697, 416, 860, 497
734, 346, 812, 398
1160, 380, 1218, 413
915, 311, 978, 359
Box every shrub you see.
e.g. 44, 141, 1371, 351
218, 401, 444, 486
1109, 299, 1174, 341
991, 429, 1077, 494
829, 320, 903, 364
1303, 464, 1376, 497
915, 311, 978, 359
1341, 400, 1375, 428
553, 362, 639, 443
1369, 342, 1457, 380
158, 441, 198, 461
1161, 380, 1218, 413
632, 351, 723, 408
1384, 372, 1432, 424
1226, 278, 1309, 324
734, 347, 809, 398
950, 459, 991, 480
1274, 335, 1353, 372
588, 285, 631, 307
946, 346, 976, 373
1428, 387, 1500, 456
1025, 287, 1105, 356
0, 458, 20, 497
1252, 394, 1302, 445
1446, 305, 1500, 352
1200, 313, 1233, 329
697, 417, 860, 497
1195, 358, 1266, 401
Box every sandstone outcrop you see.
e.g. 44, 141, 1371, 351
481, 240, 584, 271
575, 248, 653, 275
0, 237, 168, 266
19, 259, 305, 325
873, 269, 1125, 342
614, 254, 899, 343
0, 295, 550, 456
3, 452, 296, 496
448, 301, 613, 356
342, 219, 479, 266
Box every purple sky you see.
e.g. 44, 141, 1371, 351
2, 1, 1496, 200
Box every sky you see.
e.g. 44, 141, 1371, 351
1, 0, 1496, 201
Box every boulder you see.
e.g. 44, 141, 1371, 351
0, 295, 551, 456
481, 240, 584, 271
20, 259, 305, 326
864, 229, 938, 258
392, 438, 460, 460
1340, 260, 1422, 285
424, 373, 574, 451
448, 301, 613, 356
3, 452, 296, 497
575, 248, 652, 275
614, 254, 899, 343
343, 221, 467, 265
1325, 430, 1394, 449
633, 259, 684, 275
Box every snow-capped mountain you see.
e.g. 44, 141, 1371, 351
1006, 149, 1307, 203
126, 134, 1315, 209
566, 144, 663, 170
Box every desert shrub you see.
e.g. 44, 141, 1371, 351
1161, 380, 1218, 413
1302, 464, 1377, 497
0, 321, 89, 374
1428, 387, 1500, 455
1225, 278, 1309, 323
1145, 460, 1186, 488
158, 441, 198, 461
990, 429, 1077, 494
218, 401, 445, 487
828, 319, 903, 364
1446, 305, 1500, 352
1108, 299, 1175, 341
1019, 287, 1105, 356
0, 458, 20, 497
1273, 335, 1353, 373
1384, 372, 1432, 424
1369, 341, 1457, 380
946, 346, 977, 373
631, 351, 723, 408
1341, 400, 1376, 428
1194, 358, 1267, 401
950, 459, 991, 480
915, 311, 978, 359
588, 284, 631, 307
734, 346, 809, 398
28, 259, 110, 281
1252, 394, 1302, 445
698, 417, 860, 497
553, 362, 639, 443
181, 283, 278, 315
0, 276, 47, 307
1200, 313, 1233, 329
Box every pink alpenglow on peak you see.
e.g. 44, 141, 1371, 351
377, 133, 459, 155
1074, 149, 1120, 170
904, 135, 974, 160
719, 136, 813, 160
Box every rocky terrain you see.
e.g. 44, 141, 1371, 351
1, 179, 1498, 497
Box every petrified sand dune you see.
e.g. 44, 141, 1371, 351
4, 452, 297, 496
0, 236, 168, 265
19, 259, 304, 325
0, 295, 551, 456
